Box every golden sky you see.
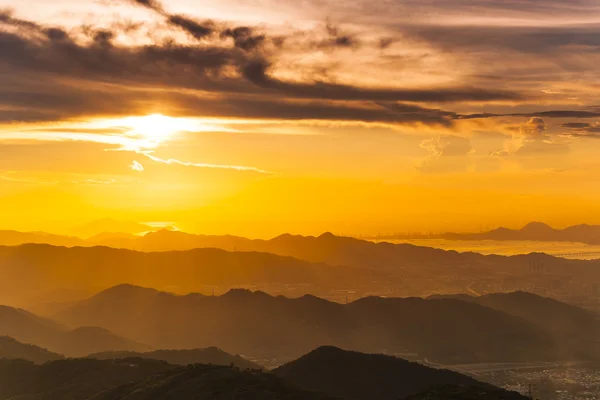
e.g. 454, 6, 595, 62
2, 0, 600, 237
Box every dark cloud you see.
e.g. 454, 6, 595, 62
221, 27, 266, 51
129, 0, 164, 12
0, 10, 525, 125
322, 23, 359, 49
167, 14, 214, 40
242, 61, 520, 103
561, 122, 592, 129
560, 121, 600, 138
457, 110, 600, 120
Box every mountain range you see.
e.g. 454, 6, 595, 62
1, 232, 599, 311
377, 221, 600, 245
0, 347, 527, 400
54, 284, 599, 364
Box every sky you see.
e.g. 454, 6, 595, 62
1, 0, 600, 237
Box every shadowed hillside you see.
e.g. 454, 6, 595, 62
55, 285, 594, 364
89, 347, 262, 370
90, 364, 339, 400
274, 346, 482, 400
429, 291, 599, 357
0, 358, 175, 400
0, 336, 63, 364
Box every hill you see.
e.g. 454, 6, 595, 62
0, 357, 175, 400
0, 336, 63, 364
0, 305, 145, 356
89, 347, 261, 369
90, 364, 338, 400
274, 346, 483, 400
56, 285, 591, 364
428, 291, 599, 357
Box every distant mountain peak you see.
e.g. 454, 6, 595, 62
318, 232, 336, 239
522, 221, 553, 229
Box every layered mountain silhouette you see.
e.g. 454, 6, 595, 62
89, 347, 261, 370
0, 336, 63, 364
273, 346, 483, 400
0, 244, 375, 307
386, 221, 600, 245
0, 305, 145, 356
55, 285, 596, 364
0, 347, 526, 400
0, 357, 174, 400
1, 234, 599, 311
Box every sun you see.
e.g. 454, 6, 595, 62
123, 114, 185, 142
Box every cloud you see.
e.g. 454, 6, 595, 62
489, 118, 570, 169
560, 121, 600, 138
418, 135, 472, 173
140, 152, 273, 174
130, 160, 144, 171
0, 5, 527, 126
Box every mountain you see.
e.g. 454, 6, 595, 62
437, 222, 600, 244
89, 347, 262, 370
428, 291, 599, 358
90, 363, 338, 400
56, 285, 592, 364
274, 346, 483, 400
0, 230, 83, 247
0, 336, 63, 364
0, 357, 175, 400
402, 384, 528, 400
0, 304, 145, 356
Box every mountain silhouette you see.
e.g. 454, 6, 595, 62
431, 221, 600, 244
90, 363, 338, 400
0, 336, 63, 364
0, 304, 145, 356
1, 234, 599, 313
55, 285, 592, 364
0, 357, 174, 400
274, 346, 484, 400
0, 244, 376, 308
428, 290, 599, 358
89, 347, 261, 369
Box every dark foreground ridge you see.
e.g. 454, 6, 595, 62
0, 347, 527, 400
88, 347, 262, 370
274, 346, 483, 400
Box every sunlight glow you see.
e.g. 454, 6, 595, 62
121, 114, 193, 143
